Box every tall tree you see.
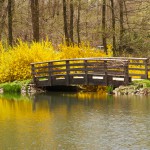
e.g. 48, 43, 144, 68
70, 0, 74, 43
31, 0, 40, 42
0, 0, 7, 40
8, 0, 13, 46
63, 0, 69, 45
77, 0, 81, 46
110, 0, 116, 55
102, 0, 107, 54
119, 0, 124, 51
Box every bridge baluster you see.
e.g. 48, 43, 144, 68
84, 60, 88, 85
66, 60, 70, 85
124, 61, 129, 85
104, 60, 108, 85
144, 58, 149, 79
48, 62, 53, 86
31, 64, 36, 83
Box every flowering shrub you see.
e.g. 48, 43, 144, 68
0, 40, 111, 83
58, 42, 108, 59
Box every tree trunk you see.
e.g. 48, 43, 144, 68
77, 0, 81, 46
0, 0, 6, 40
110, 0, 116, 56
70, 0, 74, 43
63, 0, 69, 45
8, 0, 13, 46
31, 0, 40, 42
119, 0, 124, 51
102, 0, 107, 54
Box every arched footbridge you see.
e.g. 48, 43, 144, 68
31, 57, 150, 87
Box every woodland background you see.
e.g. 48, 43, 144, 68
0, 0, 150, 56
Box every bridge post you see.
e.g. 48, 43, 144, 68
48, 62, 53, 86
144, 58, 149, 79
84, 60, 88, 85
124, 61, 129, 85
104, 60, 108, 85
31, 64, 36, 83
66, 60, 70, 85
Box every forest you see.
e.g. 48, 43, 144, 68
0, 0, 149, 55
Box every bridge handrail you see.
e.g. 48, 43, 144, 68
31, 57, 129, 65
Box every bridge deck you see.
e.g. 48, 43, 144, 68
31, 57, 150, 87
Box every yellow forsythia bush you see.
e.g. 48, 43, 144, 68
0, 40, 111, 83
58, 42, 108, 59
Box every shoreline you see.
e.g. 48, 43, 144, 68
0, 79, 150, 96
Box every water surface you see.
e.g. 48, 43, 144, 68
0, 93, 150, 150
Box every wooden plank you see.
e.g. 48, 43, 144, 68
107, 71, 124, 74
51, 74, 67, 77
34, 66, 49, 69
35, 76, 49, 79
128, 68, 145, 71
129, 73, 145, 76
129, 63, 144, 65
68, 63, 85, 66
51, 69, 67, 73
32, 71, 49, 75
50, 64, 66, 67
87, 68, 104, 72
31, 57, 129, 65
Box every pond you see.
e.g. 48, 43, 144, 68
0, 92, 150, 150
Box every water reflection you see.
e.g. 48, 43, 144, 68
33, 92, 108, 112
0, 93, 150, 150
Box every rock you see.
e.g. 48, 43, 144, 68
113, 84, 150, 96
0, 88, 3, 94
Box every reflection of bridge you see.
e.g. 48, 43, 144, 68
32, 93, 108, 112
31, 57, 149, 87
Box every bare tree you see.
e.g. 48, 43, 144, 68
31, 0, 40, 42
63, 0, 69, 45
8, 0, 13, 46
110, 0, 116, 55
119, 0, 124, 51
77, 0, 81, 46
102, 0, 107, 53
70, 0, 74, 43
0, 0, 7, 40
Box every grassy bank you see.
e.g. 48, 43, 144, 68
132, 79, 150, 87
1, 79, 150, 94
0, 80, 31, 93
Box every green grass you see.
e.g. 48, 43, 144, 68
106, 85, 114, 94
132, 79, 150, 87
0, 79, 31, 94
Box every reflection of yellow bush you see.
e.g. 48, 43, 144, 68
77, 92, 107, 100
0, 41, 111, 83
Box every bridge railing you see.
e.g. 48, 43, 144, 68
87, 57, 150, 79
31, 58, 130, 87
99, 57, 149, 79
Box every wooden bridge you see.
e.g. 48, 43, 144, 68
31, 57, 150, 87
